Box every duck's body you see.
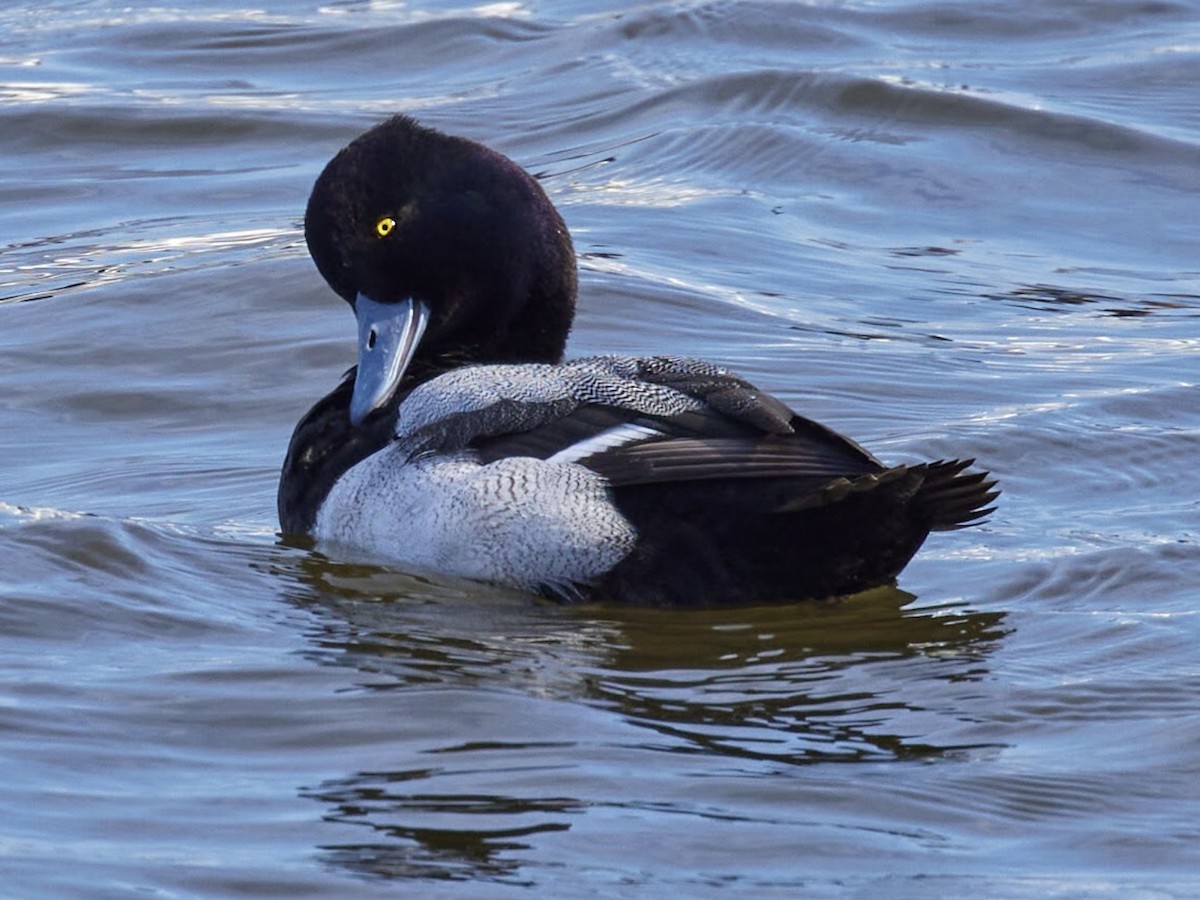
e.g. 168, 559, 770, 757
279, 116, 996, 606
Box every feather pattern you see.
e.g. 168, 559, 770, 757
314, 448, 637, 591
311, 354, 889, 590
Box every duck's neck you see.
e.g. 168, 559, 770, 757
408, 288, 574, 381
279, 372, 393, 535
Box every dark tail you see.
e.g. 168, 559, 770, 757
913, 458, 999, 531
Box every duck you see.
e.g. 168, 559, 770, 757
278, 115, 997, 607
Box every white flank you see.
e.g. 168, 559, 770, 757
313, 448, 637, 590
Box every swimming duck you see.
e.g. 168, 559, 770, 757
279, 116, 996, 606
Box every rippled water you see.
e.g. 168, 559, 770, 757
2, 1, 1198, 896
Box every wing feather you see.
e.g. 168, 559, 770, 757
475, 403, 880, 488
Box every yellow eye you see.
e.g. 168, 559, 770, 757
374, 216, 396, 238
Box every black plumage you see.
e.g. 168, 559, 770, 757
280, 115, 998, 605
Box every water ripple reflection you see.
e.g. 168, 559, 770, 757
269, 555, 1010, 881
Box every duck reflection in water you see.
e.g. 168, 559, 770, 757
276, 555, 1008, 883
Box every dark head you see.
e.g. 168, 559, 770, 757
304, 116, 578, 423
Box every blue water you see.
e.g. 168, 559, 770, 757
1, 1, 1198, 897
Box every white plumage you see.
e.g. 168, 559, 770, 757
547, 423, 663, 464
314, 447, 637, 591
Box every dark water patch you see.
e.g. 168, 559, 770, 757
1008, 671, 1200, 722
832, 73, 1200, 168
993, 543, 1200, 610
0, 509, 277, 637
85, 14, 554, 81
986, 283, 1200, 318
0, 105, 322, 154
307, 762, 577, 885
889, 244, 961, 258
0, 111, 324, 242
874, 0, 1195, 40
614, 1, 868, 53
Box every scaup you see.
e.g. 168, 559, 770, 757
279, 115, 997, 606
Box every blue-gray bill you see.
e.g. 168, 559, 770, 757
349, 294, 430, 425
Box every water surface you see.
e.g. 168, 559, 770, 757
2, 1, 1198, 897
